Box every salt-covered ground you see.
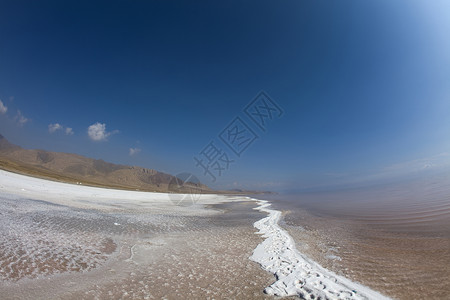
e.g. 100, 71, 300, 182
0, 169, 232, 215
0, 170, 273, 299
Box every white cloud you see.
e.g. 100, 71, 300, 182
88, 122, 117, 141
65, 127, 74, 135
48, 123, 74, 135
15, 110, 29, 126
0, 100, 7, 114
129, 147, 141, 156
48, 123, 63, 133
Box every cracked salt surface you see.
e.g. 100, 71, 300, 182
250, 199, 391, 300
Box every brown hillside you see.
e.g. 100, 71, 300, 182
0, 134, 210, 193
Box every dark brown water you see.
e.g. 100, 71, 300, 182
262, 174, 450, 299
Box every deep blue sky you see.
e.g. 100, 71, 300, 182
1, 0, 450, 191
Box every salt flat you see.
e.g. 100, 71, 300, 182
0, 169, 231, 215
0, 170, 272, 299
0, 170, 392, 299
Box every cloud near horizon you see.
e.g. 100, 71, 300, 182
129, 147, 141, 156
0, 100, 7, 114
87, 122, 117, 141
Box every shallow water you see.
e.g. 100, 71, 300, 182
263, 175, 450, 299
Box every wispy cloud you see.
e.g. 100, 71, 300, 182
87, 122, 118, 141
129, 147, 141, 156
15, 110, 29, 126
48, 123, 63, 133
306, 153, 450, 190
65, 127, 74, 135
0, 100, 7, 114
49, 123, 74, 135
382, 152, 450, 174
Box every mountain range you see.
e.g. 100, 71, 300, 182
0, 134, 210, 193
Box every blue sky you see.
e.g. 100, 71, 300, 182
1, 0, 450, 191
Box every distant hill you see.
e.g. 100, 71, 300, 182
0, 134, 210, 193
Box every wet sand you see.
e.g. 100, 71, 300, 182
0, 171, 274, 299
270, 176, 450, 299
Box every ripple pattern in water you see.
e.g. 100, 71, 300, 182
275, 175, 450, 299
